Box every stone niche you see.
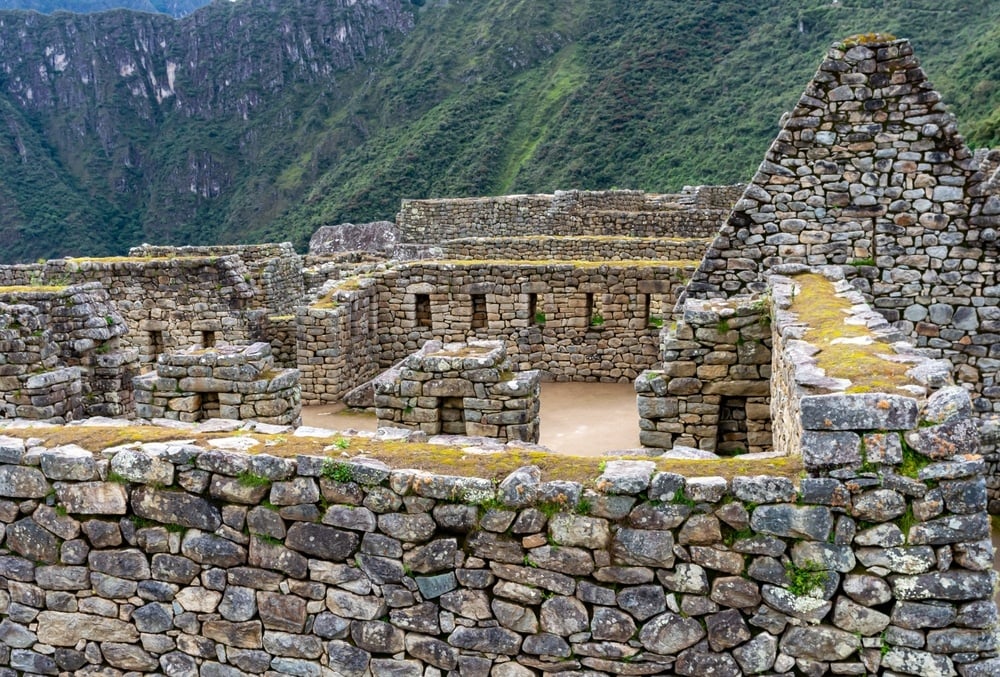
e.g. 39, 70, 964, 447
133, 342, 300, 425
636, 296, 773, 455
375, 340, 540, 443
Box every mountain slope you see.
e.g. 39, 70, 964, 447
0, 0, 209, 18
0, 0, 998, 262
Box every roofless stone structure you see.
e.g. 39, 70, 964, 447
0, 36, 997, 677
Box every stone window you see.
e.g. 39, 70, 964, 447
717, 395, 749, 456
415, 294, 432, 328
584, 292, 594, 322
471, 294, 487, 330
148, 330, 164, 362
528, 293, 541, 325
202, 331, 216, 349
201, 392, 221, 419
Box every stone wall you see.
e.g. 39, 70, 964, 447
133, 343, 301, 426
374, 341, 540, 442
636, 296, 773, 455
372, 261, 692, 381
0, 394, 994, 676
0, 283, 138, 421
297, 279, 382, 405
128, 243, 305, 316
0, 256, 264, 370
396, 189, 734, 243
438, 235, 711, 263
684, 37, 1000, 413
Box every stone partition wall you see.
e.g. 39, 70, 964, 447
0, 403, 995, 676
374, 340, 540, 442
438, 235, 711, 263
396, 189, 733, 242
133, 342, 301, 425
297, 279, 382, 405
636, 296, 773, 455
373, 261, 692, 381
0, 283, 138, 421
128, 243, 305, 316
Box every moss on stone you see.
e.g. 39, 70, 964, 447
6, 425, 803, 484
791, 273, 914, 394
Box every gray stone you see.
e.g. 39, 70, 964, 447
415, 572, 457, 599
540, 595, 589, 635
780, 625, 860, 661
750, 504, 832, 541
733, 632, 778, 674
731, 475, 796, 503
110, 448, 174, 485
596, 460, 656, 494
0, 465, 49, 498
617, 584, 666, 621
892, 571, 994, 601
448, 626, 522, 655
404, 633, 458, 670
802, 430, 862, 469
326, 641, 372, 677
882, 647, 956, 677
131, 485, 221, 531
351, 620, 404, 654
638, 612, 706, 654
498, 465, 540, 507
285, 522, 359, 560
40, 445, 96, 481
7, 518, 59, 563
181, 529, 247, 567
833, 596, 890, 635
612, 527, 674, 567
591, 606, 636, 642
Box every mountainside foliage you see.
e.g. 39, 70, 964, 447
0, 0, 998, 263
0, 0, 207, 17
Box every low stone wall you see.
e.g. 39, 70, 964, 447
396, 189, 733, 243
133, 343, 300, 425
0, 402, 994, 676
636, 296, 773, 455
374, 340, 541, 442
439, 235, 711, 263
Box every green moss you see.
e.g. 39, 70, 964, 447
785, 560, 827, 597
237, 470, 271, 488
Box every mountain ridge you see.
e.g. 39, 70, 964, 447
0, 0, 998, 263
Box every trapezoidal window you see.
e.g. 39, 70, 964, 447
716, 395, 749, 456
200, 392, 220, 420
528, 293, 542, 325
415, 294, 432, 328
471, 294, 487, 330
202, 330, 217, 349
148, 330, 164, 366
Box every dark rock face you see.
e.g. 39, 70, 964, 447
309, 222, 400, 255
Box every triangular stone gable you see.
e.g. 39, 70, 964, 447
687, 37, 992, 300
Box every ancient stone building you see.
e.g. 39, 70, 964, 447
0, 36, 998, 677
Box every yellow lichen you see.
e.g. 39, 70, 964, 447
791, 273, 914, 394
5, 426, 802, 484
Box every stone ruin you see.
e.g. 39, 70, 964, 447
0, 35, 997, 677
133, 342, 301, 426
374, 340, 540, 442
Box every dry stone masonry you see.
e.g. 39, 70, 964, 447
374, 340, 540, 443
133, 342, 301, 426
0, 34, 997, 677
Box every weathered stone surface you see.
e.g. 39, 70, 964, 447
132, 485, 221, 531
750, 505, 832, 541
110, 448, 174, 486
612, 528, 674, 566
285, 522, 359, 560
780, 625, 860, 661
448, 626, 522, 655
638, 612, 706, 654
56, 481, 128, 514
0, 465, 49, 498
36, 611, 139, 645
800, 393, 917, 430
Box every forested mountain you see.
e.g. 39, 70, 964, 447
0, 0, 998, 262
0, 0, 207, 18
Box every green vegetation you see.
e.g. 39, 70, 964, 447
785, 560, 827, 597
321, 459, 355, 484
0, 1, 998, 262
237, 470, 271, 488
